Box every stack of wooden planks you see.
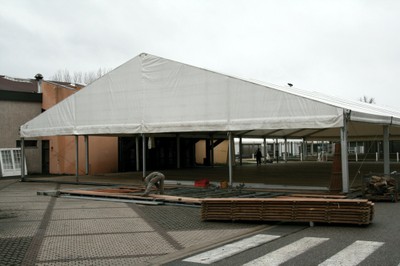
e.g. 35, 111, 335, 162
201, 197, 374, 225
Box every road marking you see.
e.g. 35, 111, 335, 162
243, 237, 329, 266
318, 240, 384, 266
182, 234, 280, 264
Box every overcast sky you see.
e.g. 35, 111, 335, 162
1, 0, 399, 108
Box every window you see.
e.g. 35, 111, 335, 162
0, 148, 27, 177
16, 140, 37, 148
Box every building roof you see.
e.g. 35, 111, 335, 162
0, 75, 37, 93
20, 53, 400, 140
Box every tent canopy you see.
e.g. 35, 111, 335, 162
20, 53, 400, 140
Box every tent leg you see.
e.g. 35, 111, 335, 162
84, 135, 89, 175
383, 126, 390, 175
341, 124, 349, 193
210, 134, 214, 167
135, 136, 140, 172
239, 137, 243, 166
20, 137, 25, 182
75, 135, 79, 183
263, 138, 267, 163
284, 138, 288, 163
142, 134, 146, 179
176, 134, 181, 169
228, 132, 233, 186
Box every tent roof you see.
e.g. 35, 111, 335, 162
20, 53, 400, 140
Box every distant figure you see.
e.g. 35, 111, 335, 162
141, 172, 165, 196
255, 148, 262, 166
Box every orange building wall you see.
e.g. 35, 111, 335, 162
195, 140, 230, 165
48, 136, 118, 175
42, 82, 118, 175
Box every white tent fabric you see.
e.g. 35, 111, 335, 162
20, 53, 400, 139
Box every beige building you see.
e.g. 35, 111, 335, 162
0, 75, 118, 176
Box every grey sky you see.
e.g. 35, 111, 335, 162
1, 0, 399, 108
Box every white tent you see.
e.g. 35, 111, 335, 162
20, 53, 400, 191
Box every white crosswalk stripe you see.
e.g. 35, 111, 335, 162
318, 240, 384, 266
182, 234, 280, 264
182, 236, 387, 266
243, 237, 329, 266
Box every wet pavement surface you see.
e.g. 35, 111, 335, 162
0, 178, 268, 265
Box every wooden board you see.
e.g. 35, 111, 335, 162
201, 198, 374, 225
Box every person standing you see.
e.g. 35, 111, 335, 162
255, 148, 262, 166
141, 172, 165, 196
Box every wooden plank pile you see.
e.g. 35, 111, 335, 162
201, 197, 374, 225
58, 187, 202, 205
363, 175, 398, 202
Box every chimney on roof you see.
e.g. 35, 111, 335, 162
35, 73, 43, 93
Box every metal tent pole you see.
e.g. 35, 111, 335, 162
340, 122, 349, 193
239, 137, 243, 166
228, 132, 233, 186
263, 138, 267, 163
383, 125, 390, 175
20, 137, 25, 182
84, 135, 89, 175
210, 134, 214, 167
142, 134, 146, 179
176, 134, 181, 169
135, 136, 140, 171
75, 135, 79, 183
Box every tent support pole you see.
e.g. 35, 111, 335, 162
239, 137, 243, 166
340, 122, 349, 193
142, 134, 146, 179
20, 137, 25, 182
176, 134, 180, 169
84, 135, 89, 175
135, 136, 140, 171
210, 134, 214, 167
228, 132, 233, 186
75, 135, 79, 183
383, 125, 390, 175
284, 137, 288, 163
263, 138, 267, 163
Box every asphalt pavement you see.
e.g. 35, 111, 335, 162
0, 177, 270, 265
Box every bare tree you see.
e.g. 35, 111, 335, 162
73, 71, 83, 84
359, 95, 376, 104
50, 67, 112, 85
